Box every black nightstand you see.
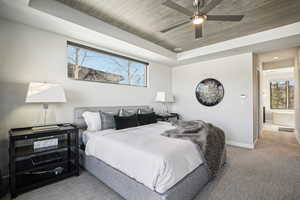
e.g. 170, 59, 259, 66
156, 113, 180, 122
9, 124, 79, 198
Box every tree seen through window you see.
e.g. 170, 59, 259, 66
67, 42, 148, 87
270, 80, 294, 109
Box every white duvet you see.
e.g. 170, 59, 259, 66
84, 122, 203, 193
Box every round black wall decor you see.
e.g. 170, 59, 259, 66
195, 78, 224, 106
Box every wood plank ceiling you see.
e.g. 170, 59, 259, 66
56, 0, 300, 52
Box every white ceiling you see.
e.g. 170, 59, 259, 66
263, 67, 294, 74
258, 47, 298, 70
56, 0, 300, 52
258, 47, 298, 63
1, 0, 300, 67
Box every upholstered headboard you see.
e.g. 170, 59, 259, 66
74, 105, 150, 130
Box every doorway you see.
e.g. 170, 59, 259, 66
256, 48, 299, 145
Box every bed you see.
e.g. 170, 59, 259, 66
74, 106, 224, 200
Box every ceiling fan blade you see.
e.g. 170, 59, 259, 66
162, 0, 194, 17
200, 0, 224, 14
160, 20, 190, 33
195, 23, 203, 39
206, 15, 244, 21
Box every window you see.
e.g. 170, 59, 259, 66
67, 41, 148, 87
270, 80, 294, 109
288, 80, 295, 109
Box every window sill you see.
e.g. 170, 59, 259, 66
270, 109, 294, 114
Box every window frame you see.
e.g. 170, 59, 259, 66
269, 79, 294, 110
67, 41, 149, 87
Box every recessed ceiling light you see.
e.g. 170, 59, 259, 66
273, 56, 279, 59
174, 48, 183, 52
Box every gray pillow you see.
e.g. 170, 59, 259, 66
137, 108, 154, 114
99, 111, 116, 130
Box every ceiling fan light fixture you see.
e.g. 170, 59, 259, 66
193, 15, 206, 25
160, 0, 244, 40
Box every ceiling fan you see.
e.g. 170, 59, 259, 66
161, 0, 244, 39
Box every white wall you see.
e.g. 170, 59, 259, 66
252, 54, 259, 144
0, 19, 172, 174
295, 49, 300, 143
172, 53, 255, 148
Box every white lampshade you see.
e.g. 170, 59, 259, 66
26, 82, 66, 103
155, 91, 174, 103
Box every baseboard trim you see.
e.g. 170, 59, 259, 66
226, 140, 254, 149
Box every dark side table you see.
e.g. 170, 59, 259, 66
9, 124, 79, 198
156, 113, 180, 122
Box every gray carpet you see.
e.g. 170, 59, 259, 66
2, 130, 300, 200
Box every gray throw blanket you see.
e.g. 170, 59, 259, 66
161, 120, 226, 178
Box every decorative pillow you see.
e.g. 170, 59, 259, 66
137, 112, 157, 126
114, 114, 139, 130
137, 108, 154, 114
82, 111, 101, 131
118, 108, 135, 117
100, 111, 116, 130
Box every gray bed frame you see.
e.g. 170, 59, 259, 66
74, 106, 211, 200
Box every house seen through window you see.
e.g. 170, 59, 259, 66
67, 42, 148, 87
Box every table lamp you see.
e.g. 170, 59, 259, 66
155, 91, 175, 115
26, 82, 66, 130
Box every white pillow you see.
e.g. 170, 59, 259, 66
82, 111, 101, 131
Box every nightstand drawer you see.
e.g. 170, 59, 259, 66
156, 113, 180, 122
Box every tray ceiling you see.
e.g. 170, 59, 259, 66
56, 0, 300, 52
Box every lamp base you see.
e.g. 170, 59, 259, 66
157, 112, 172, 117
159, 102, 170, 114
